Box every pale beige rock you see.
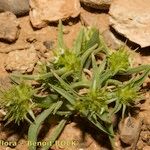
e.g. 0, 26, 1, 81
80, 0, 111, 10
0, 146, 14, 150
5, 47, 38, 73
0, 11, 20, 42
119, 117, 142, 145
139, 92, 150, 127
0, 53, 8, 75
109, 0, 150, 48
143, 146, 150, 150
29, 0, 81, 28
0, 53, 10, 93
102, 30, 123, 49
81, 8, 109, 33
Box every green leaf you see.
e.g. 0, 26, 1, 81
57, 20, 66, 50
87, 115, 112, 135
122, 104, 126, 119
122, 65, 150, 75
41, 119, 67, 150
28, 103, 57, 150
81, 44, 98, 69
86, 28, 100, 50
51, 70, 78, 97
132, 68, 150, 87
71, 81, 90, 89
11, 68, 67, 81
99, 34, 109, 55
33, 94, 58, 108
91, 54, 99, 94
73, 27, 84, 55
49, 84, 76, 105
99, 70, 112, 87
96, 112, 111, 123
112, 101, 122, 114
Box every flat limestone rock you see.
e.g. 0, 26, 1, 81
109, 0, 150, 48
29, 0, 81, 28
0, 12, 20, 42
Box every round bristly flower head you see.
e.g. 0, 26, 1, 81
108, 47, 130, 74
116, 85, 140, 106
75, 89, 109, 116
0, 82, 35, 125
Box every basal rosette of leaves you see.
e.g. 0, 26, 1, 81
0, 20, 149, 150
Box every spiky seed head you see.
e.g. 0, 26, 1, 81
108, 48, 130, 74
0, 82, 35, 125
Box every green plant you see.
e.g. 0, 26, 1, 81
112, 68, 150, 118
1, 20, 149, 150
107, 47, 130, 75
12, 21, 101, 82
48, 58, 149, 150
0, 82, 35, 125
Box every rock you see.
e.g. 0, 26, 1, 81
137, 140, 145, 150
80, 0, 111, 10
0, 53, 8, 75
119, 117, 142, 145
109, 0, 150, 48
29, 0, 81, 28
143, 146, 150, 150
102, 30, 123, 49
7, 133, 21, 144
0, 12, 20, 43
4, 47, 38, 73
43, 40, 55, 50
139, 92, 150, 127
140, 131, 150, 144
0, 146, 14, 150
0, 53, 10, 90
0, 43, 30, 53
0, 0, 29, 16
81, 8, 109, 33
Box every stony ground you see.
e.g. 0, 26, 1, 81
0, 0, 150, 150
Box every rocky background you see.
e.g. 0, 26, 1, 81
0, 0, 150, 150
